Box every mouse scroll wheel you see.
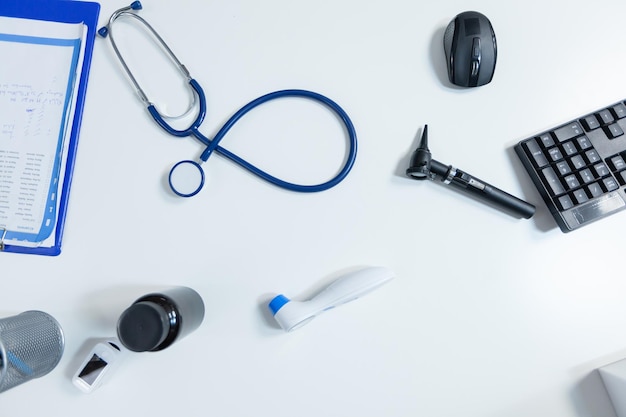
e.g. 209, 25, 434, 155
471, 37, 481, 76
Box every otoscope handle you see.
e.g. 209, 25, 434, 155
430, 159, 535, 219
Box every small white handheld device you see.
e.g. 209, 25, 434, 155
268, 266, 395, 332
72, 339, 125, 393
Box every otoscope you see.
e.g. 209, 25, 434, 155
406, 125, 535, 219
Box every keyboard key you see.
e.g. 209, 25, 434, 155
542, 166, 566, 196
538, 133, 555, 148
585, 149, 601, 164
594, 162, 610, 177
548, 147, 564, 162
579, 168, 594, 183
557, 194, 575, 210
572, 188, 589, 204
562, 141, 577, 156
556, 160, 571, 175
604, 123, 624, 139
602, 176, 619, 192
570, 155, 586, 169
580, 115, 601, 131
618, 170, 626, 186
576, 135, 593, 150
564, 174, 580, 190
612, 103, 626, 119
554, 122, 584, 142
598, 109, 615, 125
523, 139, 549, 168
587, 182, 604, 197
608, 155, 626, 171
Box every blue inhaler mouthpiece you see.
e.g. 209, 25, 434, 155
130, 1, 142, 10
268, 295, 290, 315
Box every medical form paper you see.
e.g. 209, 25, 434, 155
0, 16, 85, 249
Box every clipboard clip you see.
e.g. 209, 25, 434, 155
0, 228, 7, 251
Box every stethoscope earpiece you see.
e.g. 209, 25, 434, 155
97, 1, 142, 38
168, 160, 205, 198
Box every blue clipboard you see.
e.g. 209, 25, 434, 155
0, 0, 100, 256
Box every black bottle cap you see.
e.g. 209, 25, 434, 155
117, 301, 170, 352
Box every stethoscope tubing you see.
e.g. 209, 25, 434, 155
102, 2, 358, 194
212, 89, 358, 192
149, 84, 358, 193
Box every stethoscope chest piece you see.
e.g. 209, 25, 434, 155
168, 160, 205, 197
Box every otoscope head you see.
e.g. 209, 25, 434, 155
406, 125, 432, 180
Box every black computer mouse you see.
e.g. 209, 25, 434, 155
443, 11, 497, 87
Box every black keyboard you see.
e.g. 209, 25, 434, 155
515, 100, 626, 232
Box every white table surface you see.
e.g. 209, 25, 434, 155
3, 0, 626, 416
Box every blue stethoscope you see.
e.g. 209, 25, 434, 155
98, 2, 357, 197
